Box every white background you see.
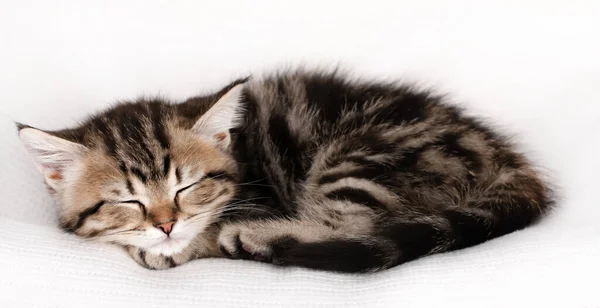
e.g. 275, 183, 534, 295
0, 1, 599, 307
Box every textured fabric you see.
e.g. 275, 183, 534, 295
1, 0, 599, 307
0, 216, 598, 307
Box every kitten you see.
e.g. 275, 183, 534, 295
18, 70, 553, 272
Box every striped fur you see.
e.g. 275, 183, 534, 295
18, 69, 553, 272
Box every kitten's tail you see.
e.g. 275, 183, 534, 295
271, 238, 395, 273
273, 179, 554, 273
382, 194, 553, 267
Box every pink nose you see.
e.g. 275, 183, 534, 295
155, 221, 175, 235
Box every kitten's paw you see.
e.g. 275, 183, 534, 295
126, 246, 177, 270
218, 224, 279, 262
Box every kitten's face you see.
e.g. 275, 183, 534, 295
18, 83, 245, 256
58, 128, 237, 256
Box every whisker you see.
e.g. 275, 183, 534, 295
228, 196, 271, 201
235, 183, 277, 188
220, 205, 276, 217
222, 203, 270, 210
226, 197, 270, 206
184, 209, 227, 223
235, 177, 269, 185
221, 208, 272, 215
86, 230, 145, 243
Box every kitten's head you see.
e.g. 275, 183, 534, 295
17, 81, 246, 256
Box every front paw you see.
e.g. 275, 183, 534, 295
217, 224, 302, 264
218, 224, 269, 261
126, 246, 177, 270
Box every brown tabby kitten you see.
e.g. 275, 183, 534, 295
18, 70, 553, 272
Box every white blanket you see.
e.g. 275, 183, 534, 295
1, 1, 599, 307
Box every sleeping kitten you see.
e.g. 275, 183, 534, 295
17, 70, 553, 272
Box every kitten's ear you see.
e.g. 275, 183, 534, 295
192, 83, 245, 150
18, 125, 86, 188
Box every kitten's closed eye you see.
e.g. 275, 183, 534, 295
175, 171, 236, 206
174, 182, 200, 208
176, 182, 200, 195
119, 200, 147, 216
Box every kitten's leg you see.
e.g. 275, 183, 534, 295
219, 171, 550, 272
218, 198, 401, 272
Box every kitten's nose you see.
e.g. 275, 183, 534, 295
155, 221, 175, 235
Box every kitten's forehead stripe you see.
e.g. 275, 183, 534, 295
126, 179, 135, 195
130, 167, 148, 184
162, 155, 171, 176
175, 167, 182, 184
81, 101, 174, 182
118, 161, 128, 174
149, 102, 170, 149
138, 139, 156, 167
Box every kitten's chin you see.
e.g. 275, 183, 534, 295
145, 237, 192, 256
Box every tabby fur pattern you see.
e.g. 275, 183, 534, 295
18, 70, 553, 272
